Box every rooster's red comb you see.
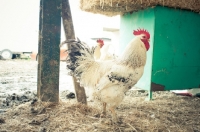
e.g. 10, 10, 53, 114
97, 39, 104, 44
97, 39, 104, 48
133, 29, 150, 39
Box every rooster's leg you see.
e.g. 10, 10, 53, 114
109, 107, 118, 123
100, 102, 106, 117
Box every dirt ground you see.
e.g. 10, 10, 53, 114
0, 60, 200, 132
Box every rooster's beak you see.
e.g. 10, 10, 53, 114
148, 39, 150, 42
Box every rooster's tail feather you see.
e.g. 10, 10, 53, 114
62, 38, 95, 77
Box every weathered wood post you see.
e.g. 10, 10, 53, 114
62, 0, 87, 104
37, 0, 62, 102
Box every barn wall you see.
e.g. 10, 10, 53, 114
120, 8, 155, 91
152, 6, 200, 90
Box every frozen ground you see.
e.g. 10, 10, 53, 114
0, 60, 75, 109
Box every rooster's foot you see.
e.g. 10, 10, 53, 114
100, 111, 106, 118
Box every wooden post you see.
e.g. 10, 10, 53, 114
62, 0, 87, 104
37, 0, 61, 102
37, 0, 43, 99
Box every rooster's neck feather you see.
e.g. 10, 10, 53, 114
118, 36, 147, 68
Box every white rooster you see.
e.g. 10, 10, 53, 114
64, 29, 150, 122
93, 39, 104, 60
99, 43, 116, 61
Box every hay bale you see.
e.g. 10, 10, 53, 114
80, 0, 200, 16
